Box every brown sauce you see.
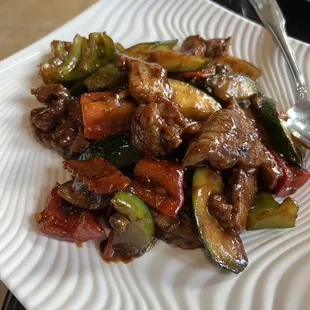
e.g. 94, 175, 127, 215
76, 242, 83, 248
34, 213, 41, 223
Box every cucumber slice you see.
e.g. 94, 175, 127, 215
260, 97, 301, 167
207, 73, 260, 101
192, 168, 248, 274
168, 78, 221, 121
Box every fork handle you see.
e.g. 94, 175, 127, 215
248, 0, 308, 101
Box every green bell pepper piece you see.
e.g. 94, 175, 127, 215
111, 192, 155, 256
84, 62, 128, 91
56, 34, 83, 80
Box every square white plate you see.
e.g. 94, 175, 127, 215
0, 0, 309, 309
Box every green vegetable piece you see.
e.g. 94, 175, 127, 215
40, 41, 71, 83
192, 168, 248, 273
207, 73, 260, 101
75, 35, 104, 75
51, 40, 69, 63
151, 50, 209, 72
40, 32, 118, 84
124, 40, 178, 60
124, 39, 177, 55
253, 191, 279, 210
124, 42, 156, 56
148, 39, 178, 52
84, 62, 128, 91
55, 34, 83, 80
88, 33, 104, 57
259, 97, 301, 167
111, 192, 155, 255
168, 78, 221, 121
79, 134, 140, 168
247, 192, 299, 230
102, 32, 117, 61
115, 42, 125, 52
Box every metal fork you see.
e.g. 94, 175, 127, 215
247, 0, 310, 149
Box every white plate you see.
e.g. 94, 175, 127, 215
1, 0, 310, 309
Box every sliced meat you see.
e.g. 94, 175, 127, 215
181, 122, 202, 145
31, 84, 70, 132
30, 86, 88, 157
67, 98, 84, 124
184, 103, 283, 193
131, 101, 186, 157
209, 194, 233, 229
31, 84, 70, 105
182, 122, 202, 137
181, 35, 208, 57
70, 128, 90, 154
51, 118, 80, 148
260, 149, 283, 190
209, 169, 257, 235
31, 107, 89, 158
155, 213, 202, 249
150, 208, 180, 232
226, 98, 283, 189
204, 37, 232, 57
226, 97, 267, 140
181, 35, 231, 58
184, 109, 262, 169
127, 58, 172, 104
226, 168, 257, 234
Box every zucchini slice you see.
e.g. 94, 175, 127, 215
168, 78, 221, 121
260, 97, 301, 167
151, 50, 209, 72
207, 73, 260, 101
124, 40, 178, 59
192, 168, 248, 274
210, 56, 261, 80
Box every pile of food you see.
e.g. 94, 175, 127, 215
31, 32, 309, 273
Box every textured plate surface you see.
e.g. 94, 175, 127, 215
0, 0, 310, 309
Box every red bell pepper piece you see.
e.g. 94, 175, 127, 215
132, 159, 184, 217
64, 157, 131, 194
271, 151, 310, 197
37, 184, 105, 242
81, 92, 135, 139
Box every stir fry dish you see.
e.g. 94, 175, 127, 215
31, 33, 310, 274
